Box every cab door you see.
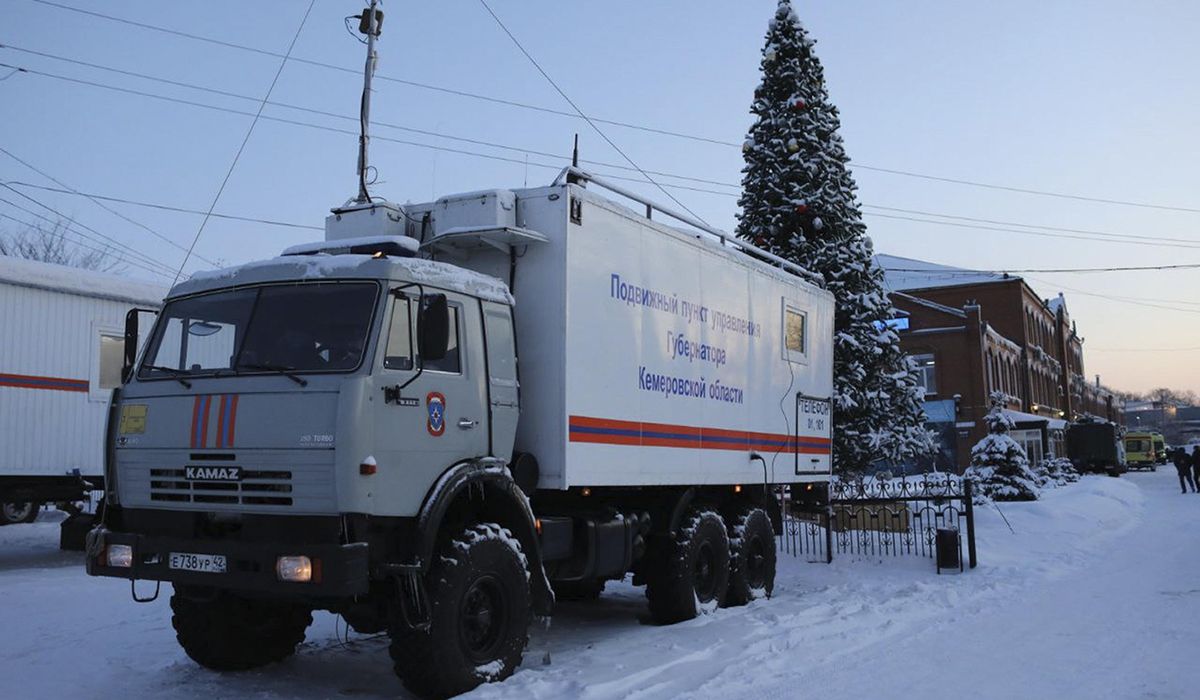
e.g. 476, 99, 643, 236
482, 300, 519, 459
370, 289, 489, 516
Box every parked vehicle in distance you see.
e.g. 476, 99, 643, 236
1152, 433, 1167, 464
1066, 420, 1126, 476
1123, 432, 1158, 471
0, 256, 163, 542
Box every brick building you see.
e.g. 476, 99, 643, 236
878, 255, 1121, 469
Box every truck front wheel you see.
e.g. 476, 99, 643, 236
724, 507, 776, 606
390, 523, 532, 698
170, 586, 312, 671
645, 509, 730, 624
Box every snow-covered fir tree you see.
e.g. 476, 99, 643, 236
1036, 456, 1080, 487
963, 394, 1042, 502
736, 0, 932, 474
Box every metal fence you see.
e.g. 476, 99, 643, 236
779, 475, 977, 569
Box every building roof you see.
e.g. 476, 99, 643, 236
0, 254, 167, 306
892, 291, 967, 318
875, 253, 1014, 292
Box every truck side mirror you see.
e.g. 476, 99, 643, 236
122, 308, 158, 384
418, 294, 449, 362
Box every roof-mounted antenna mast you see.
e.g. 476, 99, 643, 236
355, 0, 383, 203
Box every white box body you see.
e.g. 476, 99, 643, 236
410, 183, 835, 490
0, 257, 165, 478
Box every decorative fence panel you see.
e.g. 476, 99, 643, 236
779, 475, 977, 569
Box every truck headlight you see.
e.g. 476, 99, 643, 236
106, 544, 134, 568
276, 555, 313, 583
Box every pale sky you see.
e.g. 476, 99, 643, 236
1, 1, 1197, 395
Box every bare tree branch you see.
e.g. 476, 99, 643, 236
0, 218, 127, 272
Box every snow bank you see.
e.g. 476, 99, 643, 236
1, 472, 1182, 700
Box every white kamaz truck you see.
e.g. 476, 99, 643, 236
87, 169, 834, 696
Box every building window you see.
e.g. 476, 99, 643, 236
98, 333, 124, 390
912, 353, 937, 394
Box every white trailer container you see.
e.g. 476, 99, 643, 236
406, 179, 835, 490
0, 256, 165, 525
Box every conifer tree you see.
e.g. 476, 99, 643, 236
736, 0, 931, 473
963, 393, 1042, 501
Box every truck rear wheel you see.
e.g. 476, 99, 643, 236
170, 586, 312, 671
0, 502, 38, 525
389, 523, 532, 698
724, 507, 776, 606
646, 509, 730, 625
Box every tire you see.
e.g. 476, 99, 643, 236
645, 509, 730, 625
552, 578, 606, 601
0, 502, 38, 525
170, 587, 312, 671
724, 507, 776, 607
389, 523, 532, 698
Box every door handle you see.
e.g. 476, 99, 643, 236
457, 418, 478, 430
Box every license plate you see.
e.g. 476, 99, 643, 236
169, 552, 227, 573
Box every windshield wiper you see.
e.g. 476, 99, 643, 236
238, 363, 308, 387
140, 365, 192, 388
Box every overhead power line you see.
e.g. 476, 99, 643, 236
11, 54, 1200, 257
0, 62, 733, 198
863, 204, 1200, 246
27, 0, 738, 147
0, 144, 219, 266
171, 0, 315, 284
1089, 346, 1200, 352
1021, 275, 1200, 316
0, 211, 175, 280
475, 0, 709, 225
0, 44, 739, 189
0, 186, 179, 275
863, 212, 1200, 251
32, 0, 1199, 215
887, 262, 1200, 275
5, 181, 322, 230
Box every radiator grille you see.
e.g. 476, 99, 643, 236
149, 467, 294, 507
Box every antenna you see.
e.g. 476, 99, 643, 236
571, 133, 579, 167
355, 0, 383, 203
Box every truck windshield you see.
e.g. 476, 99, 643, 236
139, 281, 379, 379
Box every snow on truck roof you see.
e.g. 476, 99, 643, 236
172, 253, 514, 305
0, 255, 167, 306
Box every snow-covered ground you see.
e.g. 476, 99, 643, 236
0, 469, 1194, 698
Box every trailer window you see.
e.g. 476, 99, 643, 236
783, 303, 807, 363
384, 298, 414, 370
98, 333, 124, 390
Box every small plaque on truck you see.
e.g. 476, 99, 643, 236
169, 552, 227, 573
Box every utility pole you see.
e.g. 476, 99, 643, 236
356, 0, 383, 203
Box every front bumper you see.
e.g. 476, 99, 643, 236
86, 528, 369, 597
